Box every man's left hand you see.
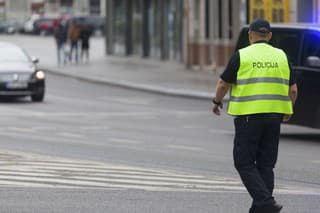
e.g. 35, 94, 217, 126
283, 114, 291, 122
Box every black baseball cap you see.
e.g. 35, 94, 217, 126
249, 18, 271, 33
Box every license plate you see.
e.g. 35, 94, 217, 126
6, 82, 28, 89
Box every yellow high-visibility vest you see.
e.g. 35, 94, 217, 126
228, 43, 293, 115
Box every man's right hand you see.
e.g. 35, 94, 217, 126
212, 103, 223, 116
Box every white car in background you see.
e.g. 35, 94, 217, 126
23, 14, 40, 34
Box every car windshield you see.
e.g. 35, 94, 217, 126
236, 28, 302, 66
269, 30, 302, 66
0, 46, 30, 62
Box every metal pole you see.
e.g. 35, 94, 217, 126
142, 0, 150, 57
125, 0, 133, 56
106, 0, 114, 55
160, 0, 168, 60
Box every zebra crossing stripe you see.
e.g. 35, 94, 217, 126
0, 150, 319, 195
0, 150, 244, 192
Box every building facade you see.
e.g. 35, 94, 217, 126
1, 0, 105, 20
106, 0, 320, 68
106, 0, 183, 62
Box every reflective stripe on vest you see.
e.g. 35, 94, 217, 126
227, 43, 293, 115
236, 77, 289, 85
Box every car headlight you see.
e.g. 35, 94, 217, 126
35, 70, 45, 80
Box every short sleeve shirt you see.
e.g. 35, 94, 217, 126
220, 42, 296, 86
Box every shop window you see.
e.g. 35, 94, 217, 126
89, 0, 100, 15
132, 0, 142, 55
205, 0, 209, 39
218, 0, 222, 39
113, 0, 126, 55
149, 0, 162, 58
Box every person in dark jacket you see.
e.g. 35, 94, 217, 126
54, 22, 68, 65
80, 24, 92, 63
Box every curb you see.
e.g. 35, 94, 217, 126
44, 68, 214, 100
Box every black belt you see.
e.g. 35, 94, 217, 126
236, 113, 283, 119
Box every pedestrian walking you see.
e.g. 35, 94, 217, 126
80, 24, 92, 63
67, 20, 81, 64
54, 21, 68, 65
212, 19, 298, 213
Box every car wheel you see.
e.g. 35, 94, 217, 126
31, 91, 45, 102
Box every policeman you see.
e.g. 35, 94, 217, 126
212, 19, 298, 213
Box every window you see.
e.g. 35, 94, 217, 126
269, 30, 301, 66
302, 33, 320, 65
235, 28, 301, 66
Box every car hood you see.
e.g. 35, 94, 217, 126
0, 62, 36, 73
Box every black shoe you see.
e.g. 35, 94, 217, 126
262, 202, 283, 213
249, 206, 255, 213
249, 202, 282, 213
268, 202, 283, 213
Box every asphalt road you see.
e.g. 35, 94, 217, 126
0, 73, 319, 212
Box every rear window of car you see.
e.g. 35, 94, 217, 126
236, 28, 302, 66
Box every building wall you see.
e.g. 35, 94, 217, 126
184, 0, 211, 68
105, 0, 320, 68
4, 0, 105, 20
6, 0, 32, 19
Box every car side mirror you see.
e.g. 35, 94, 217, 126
306, 56, 320, 68
32, 57, 39, 64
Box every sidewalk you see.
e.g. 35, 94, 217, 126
0, 35, 222, 100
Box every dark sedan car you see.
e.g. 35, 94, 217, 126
0, 42, 45, 102
236, 24, 320, 129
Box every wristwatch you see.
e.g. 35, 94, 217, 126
212, 98, 222, 106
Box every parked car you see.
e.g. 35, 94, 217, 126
0, 42, 45, 102
33, 17, 57, 35
0, 21, 11, 33
236, 23, 320, 129
0, 20, 22, 34
23, 14, 41, 34
8, 19, 26, 34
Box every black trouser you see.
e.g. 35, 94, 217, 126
233, 113, 282, 208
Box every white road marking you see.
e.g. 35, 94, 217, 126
183, 125, 206, 129
101, 97, 155, 105
79, 126, 111, 131
9, 127, 35, 133
209, 129, 234, 135
0, 150, 243, 192
0, 111, 157, 118
56, 132, 85, 139
167, 145, 204, 152
0, 150, 319, 195
109, 137, 142, 145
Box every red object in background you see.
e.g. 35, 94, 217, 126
31, 2, 45, 15
52, 19, 60, 31
39, 21, 52, 31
